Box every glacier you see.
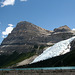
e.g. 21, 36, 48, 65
31, 36, 75, 63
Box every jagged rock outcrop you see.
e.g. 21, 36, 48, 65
51, 25, 73, 42
54, 25, 71, 32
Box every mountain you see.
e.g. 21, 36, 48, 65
0, 21, 75, 68
0, 21, 74, 55
0, 21, 52, 55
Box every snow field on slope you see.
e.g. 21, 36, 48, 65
31, 36, 75, 63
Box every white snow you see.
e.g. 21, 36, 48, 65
31, 36, 75, 63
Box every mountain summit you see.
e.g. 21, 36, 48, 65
54, 25, 71, 32
2, 21, 51, 45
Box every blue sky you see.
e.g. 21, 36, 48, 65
0, 0, 75, 43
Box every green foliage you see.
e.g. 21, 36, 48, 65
39, 45, 45, 50
0, 51, 35, 68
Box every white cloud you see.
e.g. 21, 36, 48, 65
8, 24, 13, 27
20, 0, 28, 2
72, 28, 75, 31
2, 24, 14, 38
1, 0, 15, 7
0, 0, 28, 7
2, 35, 5, 38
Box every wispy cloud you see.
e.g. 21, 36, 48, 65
72, 28, 75, 31
2, 24, 14, 38
1, 0, 15, 7
1, 0, 28, 7
20, 0, 28, 2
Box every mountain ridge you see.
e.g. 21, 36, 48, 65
0, 21, 75, 68
0, 21, 74, 55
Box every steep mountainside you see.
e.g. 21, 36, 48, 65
20, 49, 75, 68
17, 37, 75, 68
2, 21, 52, 45
0, 21, 52, 54
31, 36, 75, 63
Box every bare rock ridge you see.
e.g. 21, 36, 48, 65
54, 25, 71, 32
0, 21, 74, 55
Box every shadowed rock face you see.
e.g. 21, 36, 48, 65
0, 21, 74, 55
70, 39, 75, 51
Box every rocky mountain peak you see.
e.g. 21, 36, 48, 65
12, 21, 37, 31
0, 22, 74, 55
0, 21, 52, 54
16, 21, 36, 29
12, 21, 51, 33
54, 25, 71, 32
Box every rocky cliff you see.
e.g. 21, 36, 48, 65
54, 25, 71, 32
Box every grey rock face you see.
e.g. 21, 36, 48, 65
0, 21, 52, 54
54, 25, 71, 32
1, 21, 51, 45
